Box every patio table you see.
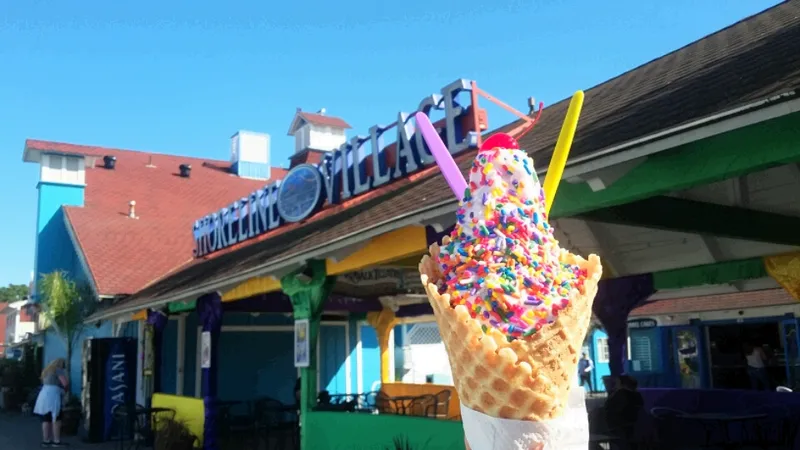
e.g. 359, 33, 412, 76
114, 406, 176, 450
379, 395, 437, 417
677, 412, 767, 448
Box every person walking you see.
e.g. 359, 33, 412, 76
33, 358, 70, 447
578, 352, 595, 393
604, 375, 644, 449
744, 343, 770, 390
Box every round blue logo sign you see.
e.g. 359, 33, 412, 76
277, 163, 325, 223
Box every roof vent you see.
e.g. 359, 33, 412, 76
103, 155, 117, 170
179, 164, 192, 178
128, 200, 137, 219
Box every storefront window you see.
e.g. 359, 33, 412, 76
630, 335, 653, 371
629, 328, 663, 372
676, 328, 701, 388
596, 337, 610, 363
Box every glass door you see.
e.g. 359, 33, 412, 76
673, 326, 705, 388
780, 318, 800, 389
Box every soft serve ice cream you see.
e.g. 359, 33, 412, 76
435, 146, 590, 341
419, 141, 602, 448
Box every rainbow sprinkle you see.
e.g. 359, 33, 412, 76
436, 147, 588, 341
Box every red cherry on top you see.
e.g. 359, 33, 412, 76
481, 133, 519, 151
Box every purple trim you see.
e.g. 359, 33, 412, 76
223, 292, 384, 314
425, 224, 455, 246
396, 302, 433, 318
592, 274, 655, 376
197, 292, 223, 450
325, 295, 383, 313
223, 292, 292, 313
145, 309, 168, 394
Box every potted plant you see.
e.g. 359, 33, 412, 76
60, 394, 82, 436
386, 435, 428, 450
0, 360, 25, 411
154, 418, 198, 450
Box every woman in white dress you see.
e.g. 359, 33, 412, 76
33, 358, 70, 447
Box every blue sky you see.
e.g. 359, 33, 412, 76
0, 0, 782, 286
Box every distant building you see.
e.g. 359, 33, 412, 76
2, 299, 38, 357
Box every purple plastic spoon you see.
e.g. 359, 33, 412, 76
414, 112, 468, 200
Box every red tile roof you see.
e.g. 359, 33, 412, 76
298, 111, 351, 129
26, 139, 287, 296
630, 289, 796, 316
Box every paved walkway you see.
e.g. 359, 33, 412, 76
0, 412, 117, 450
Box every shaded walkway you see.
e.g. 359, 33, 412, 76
0, 412, 116, 450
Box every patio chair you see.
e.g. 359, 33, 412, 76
218, 401, 257, 450
112, 405, 136, 449
742, 404, 796, 448
649, 407, 687, 450
354, 391, 380, 413
432, 390, 452, 419
253, 397, 298, 450
325, 393, 357, 411
114, 404, 176, 450
401, 394, 435, 418
373, 391, 396, 414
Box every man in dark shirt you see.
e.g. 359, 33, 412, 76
578, 353, 595, 393
604, 375, 644, 444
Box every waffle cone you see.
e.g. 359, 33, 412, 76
419, 236, 603, 421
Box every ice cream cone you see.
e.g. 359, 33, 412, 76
419, 236, 602, 421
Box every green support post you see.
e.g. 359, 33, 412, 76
280, 260, 336, 450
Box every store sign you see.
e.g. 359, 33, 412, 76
340, 268, 405, 286
200, 331, 211, 369
104, 343, 129, 440
193, 79, 477, 257
336, 267, 424, 297
294, 319, 310, 368
142, 324, 154, 376
276, 164, 325, 223
628, 319, 657, 329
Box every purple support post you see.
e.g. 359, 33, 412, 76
145, 309, 168, 395
196, 292, 223, 450
592, 274, 655, 377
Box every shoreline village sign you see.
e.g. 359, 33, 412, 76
193, 79, 483, 257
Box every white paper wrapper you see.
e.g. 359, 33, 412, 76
461, 387, 589, 450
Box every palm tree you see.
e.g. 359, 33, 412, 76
38, 271, 96, 377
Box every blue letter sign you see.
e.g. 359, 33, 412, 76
193, 79, 478, 257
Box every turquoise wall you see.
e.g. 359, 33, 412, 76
153, 312, 359, 403
347, 318, 359, 394
120, 321, 139, 339
360, 324, 381, 393
42, 321, 113, 395
319, 324, 348, 395
161, 319, 179, 394
218, 328, 296, 405
34, 180, 109, 397
34, 182, 85, 296
183, 313, 198, 396
590, 329, 611, 391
